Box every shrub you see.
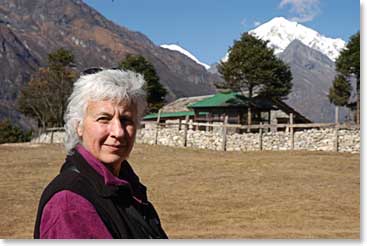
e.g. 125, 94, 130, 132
0, 119, 32, 144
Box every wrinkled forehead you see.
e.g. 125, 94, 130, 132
85, 98, 137, 116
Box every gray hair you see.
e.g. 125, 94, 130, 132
64, 69, 147, 154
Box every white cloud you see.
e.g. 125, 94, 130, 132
253, 21, 261, 27
278, 0, 321, 22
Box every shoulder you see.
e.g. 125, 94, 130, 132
40, 190, 98, 231
40, 190, 111, 239
39, 169, 98, 210
44, 190, 97, 213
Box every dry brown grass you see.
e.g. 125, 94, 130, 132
0, 143, 359, 239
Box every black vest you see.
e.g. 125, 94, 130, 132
33, 150, 168, 239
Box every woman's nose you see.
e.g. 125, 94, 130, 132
110, 119, 124, 138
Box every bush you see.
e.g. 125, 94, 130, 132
0, 119, 32, 144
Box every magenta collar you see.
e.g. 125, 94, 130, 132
75, 144, 129, 186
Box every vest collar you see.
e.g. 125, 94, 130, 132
75, 144, 129, 186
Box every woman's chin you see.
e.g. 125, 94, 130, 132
100, 153, 125, 166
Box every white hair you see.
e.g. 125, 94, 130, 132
64, 69, 147, 154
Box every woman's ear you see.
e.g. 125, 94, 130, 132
77, 122, 83, 137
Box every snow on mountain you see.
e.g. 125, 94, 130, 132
160, 44, 210, 69
248, 17, 345, 61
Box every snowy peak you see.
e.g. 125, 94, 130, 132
249, 16, 345, 61
160, 44, 210, 69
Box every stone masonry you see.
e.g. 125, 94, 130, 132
136, 123, 360, 153
32, 124, 360, 153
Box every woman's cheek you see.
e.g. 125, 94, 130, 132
95, 124, 110, 141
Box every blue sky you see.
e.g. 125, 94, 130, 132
84, 0, 360, 65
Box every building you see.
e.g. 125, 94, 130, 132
143, 92, 311, 128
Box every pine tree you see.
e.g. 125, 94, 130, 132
118, 54, 167, 113
0, 118, 32, 144
217, 32, 292, 124
332, 31, 360, 124
328, 74, 352, 123
328, 74, 352, 106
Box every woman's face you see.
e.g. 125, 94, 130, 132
77, 99, 137, 170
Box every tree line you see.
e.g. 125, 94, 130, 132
16, 49, 167, 130
1, 49, 168, 143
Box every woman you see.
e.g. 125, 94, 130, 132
34, 69, 168, 239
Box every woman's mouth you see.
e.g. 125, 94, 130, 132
104, 144, 126, 151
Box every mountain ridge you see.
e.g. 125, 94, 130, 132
249, 16, 345, 61
207, 17, 349, 122
160, 44, 210, 69
0, 0, 220, 127
279, 39, 349, 122
0, 3, 350, 126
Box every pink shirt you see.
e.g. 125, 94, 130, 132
40, 145, 137, 239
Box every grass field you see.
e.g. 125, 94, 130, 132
0, 143, 360, 239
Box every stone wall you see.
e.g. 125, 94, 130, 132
31, 130, 65, 144
32, 125, 360, 153
136, 124, 360, 153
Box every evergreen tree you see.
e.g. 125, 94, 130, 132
328, 74, 352, 106
332, 31, 360, 124
0, 119, 32, 144
47, 48, 77, 126
328, 74, 352, 124
217, 33, 292, 124
260, 58, 293, 99
118, 54, 167, 113
17, 48, 78, 128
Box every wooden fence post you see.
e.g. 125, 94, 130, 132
178, 119, 182, 131
50, 130, 54, 144
334, 107, 339, 152
37, 128, 41, 143
259, 122, 263, 151
154, 110, 161, 145
290, 113, 294, 150
205, 114, 209, 132
334, 123, 339, 152
222, 116, 228, 151
335, 106, 339, 125
183, 115, 189, 147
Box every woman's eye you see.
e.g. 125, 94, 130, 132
97, 117, 110, 123
121, 117, 134, 125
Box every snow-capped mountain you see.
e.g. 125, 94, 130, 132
160, 44, 210, 69
249, 17, 345, 61
216, 16, 350, 123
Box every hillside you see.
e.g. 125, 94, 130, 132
0, 0, 219, 128
279, 40, 349, 122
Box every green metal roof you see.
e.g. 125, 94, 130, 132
143, 92, 278, 120
144, 111, 193, 120
143, 111, 209, 120
188, 91, 250, 108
